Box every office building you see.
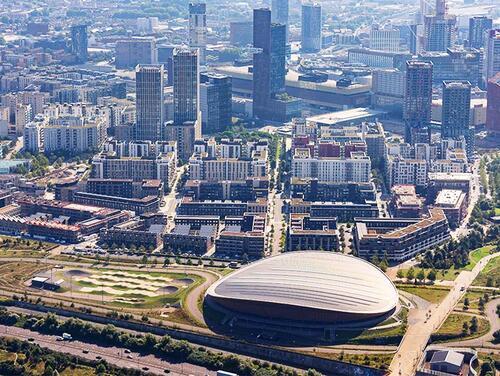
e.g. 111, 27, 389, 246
253, 8, 295, 122
229, 21, 253, 46
157, 45, 176, 86
423, 0, 457, 52
486, 73, 500, 133
441, 81, 473, 157
409, 24, 418, 54
468, 16, 492, 49
188, 3, 207, 64
301, 4, 322, 52
372, 68, 405, 112
115, 38, 156, 69
354, 209, 451, 263
71, 25, 88, 63
272, 0, 289, 41
135, 65, 164, 142
347, 48, 411, 70
287, 214, 338, 251
484, 29, 500, 81
418, 48, 481, 86
404, 60, 433, 144
200, 73, 232, 135
369, 25, 401, 52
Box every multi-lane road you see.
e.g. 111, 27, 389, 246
0, 324, 215, 376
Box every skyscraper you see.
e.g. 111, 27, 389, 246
166, 48, 201, 160
424, 0, 456, 51
252, 8, 287, 121
484, 29, 500, 81
188, 3, 207, 64
486, 73, 500, 134
71, 24, 88, 63
135, 65, 164, 142
468, 16, 492, 49
200, 73, 232, 134
115, 38, 156, 69
301, 4, 322, 52
272, 0, 289, 41
404, 60, 433, 144
441, 81, 473, 157
173, 48, 200, 125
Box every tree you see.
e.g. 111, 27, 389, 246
462, 321, 469, 334
141, 254, 148, 265
416, 269, 426, 284
427, 269, 436, 283
406, 267, 415, 282
470, 316, 478, 333
463, 297, 470, 310
396, 269, 405, 280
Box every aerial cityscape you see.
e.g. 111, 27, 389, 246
0, 0, 498, 375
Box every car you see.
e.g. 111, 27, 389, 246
460, 286, 465, 291
164, 370, 171, 374
124, 349, 131, 354
28, 337, 35, 342
142, 367, 149, 371
82, 349, 89, 354
56, 336, 64, 341
127, 355, 133, 359
96, 356, 102, 360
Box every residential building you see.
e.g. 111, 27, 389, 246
272, 0, 289, 41
188, 3, 207, 64
486, 73, 500, 133
229, 21, 253, 46
200, 73, 232, 134
135, 65, 164, 142
301, 4, 322, 52
71, 24, 88, 63
101, 216, 166, 249
404, 60, 433, 144
371, 68, 405, 113
389, 184, 423, 218
484, 29, 500, 81
441, 81, 474, 158
177, 197, 267, 218
115, 38, 156, 69
386, 156, 428, 188
253, 8, 297, 122
434, 189, 467, 228
423, 0, 457, 52
354, 209, 451, 262
369, 24, 401, 52
287, 199, 379, 222
468, 17, 492, 49
287, 213, 338, 251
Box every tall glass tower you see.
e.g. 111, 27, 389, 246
135, 65, 164, 141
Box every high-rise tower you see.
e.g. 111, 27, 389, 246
135, 65, 164, 142
404, 60, 433, 144
301, 4, 322, 52
424, 0, 456, 51
188, 3, 207, 64
272, 0, 289, 41
71, 24, 88, 63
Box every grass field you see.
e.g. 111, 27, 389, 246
300, 351, 393, 370
397, 285, 451, 303
400, 245, 496, 281
458, 289, 495, 311
472, 255, 499, 287
432, 313, 489, 342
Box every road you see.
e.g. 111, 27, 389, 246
183, 266, 219, 326
0, 324, 215, 376
388, 252, 499, 376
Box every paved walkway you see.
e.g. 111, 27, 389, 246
388, 252, 499, 376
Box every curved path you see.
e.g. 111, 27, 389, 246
389, 252, 499, 376
445, 298, 500, 349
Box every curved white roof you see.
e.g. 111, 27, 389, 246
207, 252, 398, 315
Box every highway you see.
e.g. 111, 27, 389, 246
0, 324, 215, 376
388, 252, 499, 376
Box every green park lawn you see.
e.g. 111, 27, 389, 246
397, 285, 451, 304
472, 255, 500, 287
400, 245, 496, 282
432, 313, 490, 343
